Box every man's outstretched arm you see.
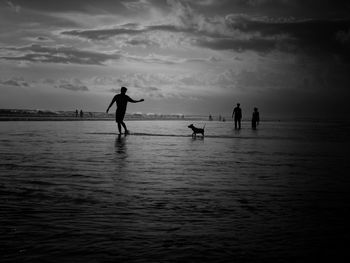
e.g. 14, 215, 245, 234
106, 96, 116, 113
128, 97, 144, 103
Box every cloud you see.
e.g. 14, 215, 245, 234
125, 37, 158, 47
225, 15, 350, 58
104, 73, 168, 98
0, 43, 214, 66
55, 79, 89, 92
0, 77, 29, 87
93, 72, 208, 98
61, 27, 142, 40
0, 44, 121, 65
195, 37, 276, 52
60, 23, 194, 41
189, 0, 223, 6
6, 0, 20, 13
56, 83, 89, 92
35, 36, 52, 42
121, 0, 152, 11
54, 2, 292, 55
126, 53, 180, 64
7, 0, 129, 14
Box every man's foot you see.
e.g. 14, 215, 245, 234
125, 130, 130, 135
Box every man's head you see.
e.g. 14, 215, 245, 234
121, 87, 127, 94
237, 103, 240, 107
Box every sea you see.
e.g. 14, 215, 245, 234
1, 119, 349, 262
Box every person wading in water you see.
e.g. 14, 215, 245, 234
106, 87, 144, 134
232, 103, 242, 129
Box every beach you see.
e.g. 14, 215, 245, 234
1, 119, 349, 262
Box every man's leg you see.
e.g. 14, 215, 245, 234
234, 118, 237, 129
121, 121, 128, 134
117, 122, 122, 134
238, 119, 241, 129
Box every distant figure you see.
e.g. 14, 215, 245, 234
79, 109, 83, 118
75, 109, 78, 118
232, 103, 242, 129
209, 114, 213, 121
252, 107, 260, 129
219, 115, 222, 121
106, 87, 144, 134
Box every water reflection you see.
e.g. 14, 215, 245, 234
113, 134, 128, 174
191, 136, 204, 142
115, 134, 127, 155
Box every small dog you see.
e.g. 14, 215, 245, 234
188, 124, 205, 137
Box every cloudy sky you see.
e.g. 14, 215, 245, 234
1, 0, 350, 118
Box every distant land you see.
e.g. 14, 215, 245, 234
0, 108, 340, 123
0, 108, 205, 121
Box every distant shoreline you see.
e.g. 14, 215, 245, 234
0, 116, 197, 121
0, 108, 194, 122
0, 109, 343, 123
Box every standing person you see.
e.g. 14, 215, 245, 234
232, 103, 242, 129
106, 87, 144, 134
252, 107, 260, 130
80, 109, 83, 118
75, 109, 78, 118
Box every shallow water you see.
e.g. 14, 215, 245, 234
1, 120, 349, 262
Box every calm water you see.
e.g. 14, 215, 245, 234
1, 120, 349, 262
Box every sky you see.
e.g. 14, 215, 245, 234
1, 0, 350, 118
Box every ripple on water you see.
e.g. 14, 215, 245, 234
1, 120, 349, 262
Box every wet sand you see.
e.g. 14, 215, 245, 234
1, 120, 349, 262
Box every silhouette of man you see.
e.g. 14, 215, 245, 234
106, 87, 144, 134
252, 107, 260, 130
232, 103, 242, 129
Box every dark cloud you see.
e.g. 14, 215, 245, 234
7, 0, 350, 20
61, 24, 189, 41
60, 21, 277, 53
62, 28, 142, 40
147, 24, 187, 33
195, 37, 276, 52
125, 38, 158, 47
56, 83, 89, 92
226, 16, 350, 58
0, 43, 193, 65
58, 3, 350, 58
11, 0, 126, 13
187, 0, 350, 19
0, 44, 121, 65
35, 36, 52, 42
